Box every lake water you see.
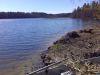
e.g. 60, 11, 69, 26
0, 18, 94, 74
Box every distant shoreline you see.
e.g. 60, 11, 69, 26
0, 17, 71, 20
0, 12, 71, 19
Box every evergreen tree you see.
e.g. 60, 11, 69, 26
72, 1, 100, 20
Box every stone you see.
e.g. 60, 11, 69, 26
67, 31, 80, 38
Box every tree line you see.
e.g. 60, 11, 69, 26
72, 1, 100, 20
0, 12, 71, 19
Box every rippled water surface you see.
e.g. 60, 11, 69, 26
0, 18, 89, 69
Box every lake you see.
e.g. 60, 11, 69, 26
0, 18, 95, 75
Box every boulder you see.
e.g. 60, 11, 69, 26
67, 31, 80, 38
80, 29, 93, 34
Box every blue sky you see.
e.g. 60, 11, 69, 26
0, 0, 93, 14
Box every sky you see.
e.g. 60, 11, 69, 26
0, 0, 95, 14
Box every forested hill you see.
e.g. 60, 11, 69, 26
72, 1, 100, 20
0, 12, 71, 19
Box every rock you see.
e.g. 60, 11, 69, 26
54, 31, 80, 44
84, 52, 100, 59
67, 31, 80, 38
41, 54, 52, 66
53, 38, 69, 44
79, 30, 84, 33
80, 29, 94, 34
41, 54, 46, 60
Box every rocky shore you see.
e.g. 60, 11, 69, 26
45, 25, 100, 75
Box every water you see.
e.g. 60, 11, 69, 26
0, 18, 88, 73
